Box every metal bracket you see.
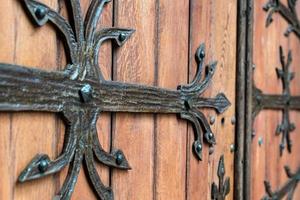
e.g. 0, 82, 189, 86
253, 47, 300, 155
262, 166, 300, 200
211, 155, 230, 200
0, 0, 231, 199
264, 0, 300, 39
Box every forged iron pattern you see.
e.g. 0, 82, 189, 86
262, 166, 300, 200
253, 47, 300, 155
264, 0, 300, 39
211, 155, 230, 200
0, 0, 231, 199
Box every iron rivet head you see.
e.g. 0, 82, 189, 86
209, 116, 216, 125
208, 132, 214, 139
38, 159, 49, 173
231, 116, 236, 125
258, 137, 263, 146
118, 33, 127, 42
116, 152, 124, 165
196, 143, 202, 152
230, 144, 235, 153
35, 7, 47, 20
199, 50, 205, 59
79, 84, 93, 103
251, 131, 256, 138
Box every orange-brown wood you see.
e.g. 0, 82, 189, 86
187, 0, 237, 199
111, 1, 156, 200
252, 1, 300, 200
154, 1, 189, 199
0, 0, 58, 199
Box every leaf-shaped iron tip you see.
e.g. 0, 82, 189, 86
113, 150, 132, 170
24, 0, 50, 26
18, 154, 50, 182
195, 43, 206, 64
193, 140, 203, 161
215, 93, 231, 114
115, 29, 136, 46
217, 155, 225, 178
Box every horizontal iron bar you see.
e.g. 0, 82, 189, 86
0, 63, 228, 114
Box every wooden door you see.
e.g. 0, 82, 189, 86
247, 0, 300, 200
0, 0, 236, 199
2, 0, 300, 200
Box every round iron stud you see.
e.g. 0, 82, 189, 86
35, 7, 47, 20
116, 152, 124, 165
38, 159, 49, 173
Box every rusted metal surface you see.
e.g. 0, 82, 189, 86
253, 47, 300, 155
211, 155, 230, 200
264, 0, 300, 38
0, 0, 231, 199
262, 166, 300, 200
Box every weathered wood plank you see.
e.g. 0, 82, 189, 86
187, 0, 237, 200
0, 0, 59, 199
111, 0, 156, 199
252, 1, 300, 199
154, 1, 189, 199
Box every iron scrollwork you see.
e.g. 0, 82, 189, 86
264, 0, 300, 39
253, 47, 300, 155
0, 0, 231, 199
211, 155, 230, 200
262, 166, 300, 200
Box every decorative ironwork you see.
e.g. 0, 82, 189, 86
262, 166, 300, 200
211, 155, 230, 200
264, 0, 300, 39
253, 47, 300, 155
0, 0, 231, 199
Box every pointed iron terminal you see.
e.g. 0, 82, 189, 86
193, 140, 203, 160
79, 84, 93, 103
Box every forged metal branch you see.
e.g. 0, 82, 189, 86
264, 0, 300, 38
262, 166, 300, 200
252, 47, 299, 154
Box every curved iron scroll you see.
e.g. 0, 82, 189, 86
264, 0, 300, 39
0, 0, 231, 199
262, 166, 300, 200
253, 47, 300, 155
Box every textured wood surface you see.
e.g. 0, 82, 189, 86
251, 0, 300, 200
0, 0, 237, 199
187, 1, 236, 199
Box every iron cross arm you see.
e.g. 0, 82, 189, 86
0, 0, 231, 199
253, 88, 300, 116
252, 47, 299, 154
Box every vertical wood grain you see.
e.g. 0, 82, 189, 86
187, 0, 237, 200
0, 0, 58, 199
252, 0, 300, 199
154, 1, 189, 199
111, 1, 156, 199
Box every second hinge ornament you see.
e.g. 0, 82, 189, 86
253, 47, 300, 155
264, 0, 300, 39
0, 0, 231, 200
